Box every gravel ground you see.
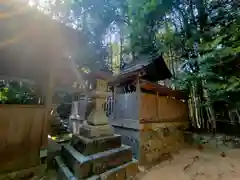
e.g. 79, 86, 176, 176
138, 148, 240, 180
32, 148, 240, 180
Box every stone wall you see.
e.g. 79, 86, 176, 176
184, 132, 240, 150
113, 127, 140, 160
112, 121, 188, 166
139, 122, 188, 165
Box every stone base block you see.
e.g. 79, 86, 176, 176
55, 156, 99, 180
70, 119, 84, 134
71, 134, 122, 156
100, 159, 138, 180
113, 127, 140, 160
55, 156, 77, 180
79, 123, 113, 138
47, 139, 61, 168
87, 109, 109, 126
61, 144, 132, 179
55, 156, 138, 180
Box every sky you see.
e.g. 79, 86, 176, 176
28, 0, 120, 45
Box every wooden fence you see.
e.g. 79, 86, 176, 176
0, 105, 46, 173
106, 92, 188, 122
140, 93, 188, 123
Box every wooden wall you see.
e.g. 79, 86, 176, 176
140, 93, 188, 123
115, 92, 139, 120
0, 105, 46, 173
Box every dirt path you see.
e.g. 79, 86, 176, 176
138, 148, 240, 180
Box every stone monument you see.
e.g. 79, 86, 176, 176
69, 96, 88, 134
55, 77, 138, 180
69, 100, 81, 134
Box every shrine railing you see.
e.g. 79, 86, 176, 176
104, 96, 114, 117
105, 92, 139, 120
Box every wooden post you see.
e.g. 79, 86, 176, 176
136, 74, 141, 124
40, 45, 57, 157
41, 64, 55, 150
113, 85, 117, 120
156, 92, 159, 120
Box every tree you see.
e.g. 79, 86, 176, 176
169, 0, 240, 131
32, 0, 127, 71
126, 0, 174, 56
29, 0, 240, 132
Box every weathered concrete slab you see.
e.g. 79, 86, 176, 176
71, 134, 122, 156
61, 144, 132, 179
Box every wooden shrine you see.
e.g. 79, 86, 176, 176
0, 1, 88, 177
110, 55, 189, 165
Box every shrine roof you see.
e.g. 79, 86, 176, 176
110, 54, 172, 85
140, 79, 188, 100
78, 67, 114, 82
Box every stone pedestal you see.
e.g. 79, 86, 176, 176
55, 78, 138, 180
79, 122, 113, 138
71, 134, 122, 156
61, 144, 133, 179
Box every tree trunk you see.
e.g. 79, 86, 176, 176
119, 26, 124, 74
169, 44, 176, 79
203, 86, 216, 135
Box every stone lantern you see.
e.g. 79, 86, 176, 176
79, 78, 113, 137
56, 75, 138, 180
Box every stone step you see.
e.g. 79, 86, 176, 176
100, 159, 138, 180
71, 134, 122, 156
55, 156, 77, 180
55, 156, 138, 180
55, 156, 99, 180
61, 144, 133, 179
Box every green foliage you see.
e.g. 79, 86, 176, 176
170, 0, 240, 101
197, 1, 240, 103
0, 81, 39, 104
34, 0, 240, 109
0, 87, 8, 103
127, 0, 173, 55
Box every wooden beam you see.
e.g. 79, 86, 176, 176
40, 47, 58, 149
156, 92, 159, 119
113, 86, 117, 119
